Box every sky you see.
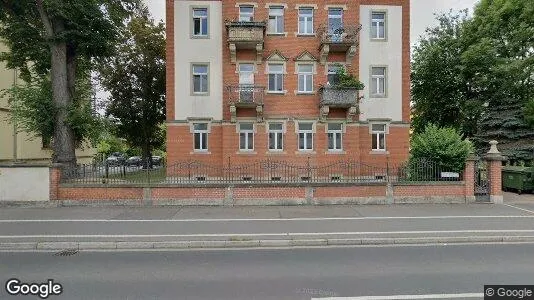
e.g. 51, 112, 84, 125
143, 0, 479, 46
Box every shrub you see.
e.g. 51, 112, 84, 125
410, 124, 473, 173
332, 68, 365, 90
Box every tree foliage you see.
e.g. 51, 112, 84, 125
412, 1, 534, 161
411, 11, 482, 137
0, 0, 140, 166
97, 8, 166, 167
465, 0, 534, 161
410, 124, 474, 173
4, 74, 101, 145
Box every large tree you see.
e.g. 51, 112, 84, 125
97, 8, 166, 168
464, 0, 534, 161
0, 0, 139, 166
411, 11, 482, 137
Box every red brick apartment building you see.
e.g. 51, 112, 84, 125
166, 0, 410, 168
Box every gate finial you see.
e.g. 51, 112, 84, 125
487, 140, 500, 154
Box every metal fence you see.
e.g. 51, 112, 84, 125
60, 158, 464, 186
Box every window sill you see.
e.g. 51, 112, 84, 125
369, 150, 389, 155
295, 150, 316, 155
266, 151, 286, 155
370, 37, 387, 42
266, 90, 287, 95
370, 94, 387, 99
190, 151, 211, 155
295, 91, 316, 95
236, 151, 257, 155
326, 150, 346, 155
191, 35, 210, 39
295, 33, 316, 37
267, 32, 288, 37
192, 92, 209, 96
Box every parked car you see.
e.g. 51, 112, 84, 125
152, 156, 163, 166
106, 152, 126, 166
126, 156, 142, 167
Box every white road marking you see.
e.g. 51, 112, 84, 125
0, 215, 533, 223
0, 230, 534, 239
312, 293, 484, 299
504, 204, 534, 214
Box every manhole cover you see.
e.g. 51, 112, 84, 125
54, 249, 79, 256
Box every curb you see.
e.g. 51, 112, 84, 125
2, 236, 534, 251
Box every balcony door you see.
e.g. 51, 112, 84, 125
239, 63, 255, 102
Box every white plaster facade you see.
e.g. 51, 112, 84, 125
174, 1, 223, 121
0, 167, 50, 201
358, 5, 403, 122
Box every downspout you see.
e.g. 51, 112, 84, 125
12, 69, 18, 161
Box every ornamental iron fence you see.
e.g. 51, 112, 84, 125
60, 158, 464, 186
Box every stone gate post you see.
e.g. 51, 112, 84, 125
484, 141, 506, 204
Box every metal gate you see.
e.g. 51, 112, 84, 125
474, 160, 490, 202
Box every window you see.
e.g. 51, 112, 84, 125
268, 7, 284, 33
193, 123, 208, 151
371, 12, 386, 39
298, 122, 314, 151
268, 123, 284, 151
328, 8, 343, 34
327, 64, 344, 85
192, 8, 208, 37
192, 64, 208, 94
371, 67, 386, 96
327, 123, 343, 151
268, 64, 284, 92
239, 123, 254, 151
371, 124, 386, 151
239, 6, 254, 22
298, 64, 313, 93
298, 8, 314, 34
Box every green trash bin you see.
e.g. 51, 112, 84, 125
502, 166, 534, 194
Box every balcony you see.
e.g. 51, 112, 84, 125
318, 25, 362, 65
226, 21, 266, 64
319, 87, 360, 122
227, 85, 265, 123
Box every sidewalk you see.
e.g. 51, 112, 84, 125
1, 201, 534, 251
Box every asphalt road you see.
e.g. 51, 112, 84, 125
1, 244, 533, 300
1, 204, 534, 244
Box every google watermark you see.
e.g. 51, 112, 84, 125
5, 278, 63, 299
485, 285, 534, 299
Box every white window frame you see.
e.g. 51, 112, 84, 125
267, 63, 284, 92
298, 122, 314, 151
298, 8, 314, 34
192, 8, 208, 37
370, 66, 387, 97
297, 64, 314, 93
268, 6, 284, 33
193, 123, 209, 151
371, 124, 386, 151
268, 122, 284, 151
327, 123, 343, 151
371, 12, 386, 40
239, 5, 254, 22
192, 64, 209, 94
239, 122, 255, 151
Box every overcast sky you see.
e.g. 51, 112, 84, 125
143, 0, 479, 46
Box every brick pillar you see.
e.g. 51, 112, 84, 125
484, 140, 506, 204
49, 163, 63, 201
464, 153, 478, 203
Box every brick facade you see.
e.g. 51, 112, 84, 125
166, 0, 411, 170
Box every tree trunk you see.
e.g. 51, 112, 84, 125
50, 19, 76, 169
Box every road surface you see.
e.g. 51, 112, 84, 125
1, 244, 533, 299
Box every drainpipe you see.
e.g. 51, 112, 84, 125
12, 69, 18, 161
